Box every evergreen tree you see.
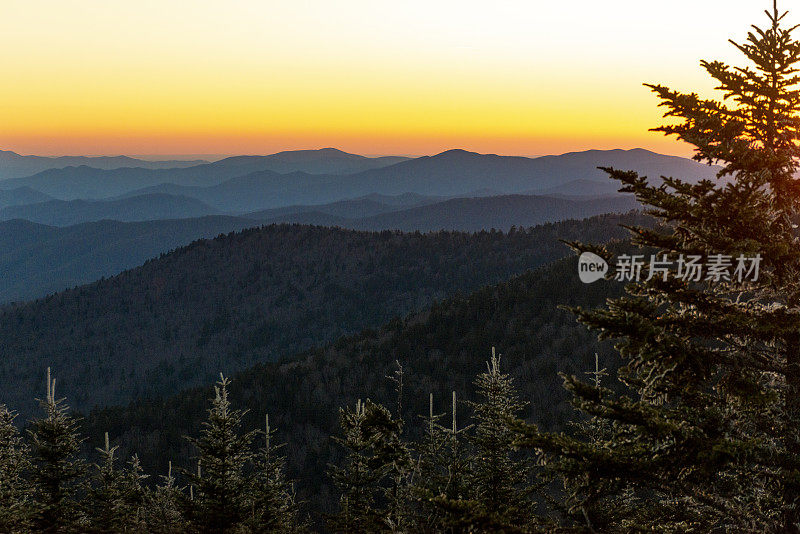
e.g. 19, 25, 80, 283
465, 348, 535, 529
185, 374, 256, 534
519, 2, 800, 531
373, 361, 413, 533
327, 399, 385, 534
86, 432, 147, 533
0, 404, 32, 533
143, 461, 185, 534
247, 414, 306, 533
411, 392, 469, 533
361, 399, 412, 532
328, 363, 414, 534
28, 368, 86, 533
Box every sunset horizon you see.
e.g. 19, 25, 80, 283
1, 1, 774, 158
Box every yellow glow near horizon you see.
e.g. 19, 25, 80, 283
0, 1, 782, 157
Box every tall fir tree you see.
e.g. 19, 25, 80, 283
327, 399, 386, 534
374, 361, 413, 533
184, 374, 256, 534
465, 349, 535, 529
0, 404, 32, 533
247, 414, 306, 533
411, 392, 469, 533
328, 363, 414, 534
519, 2, 800, 531
28, 368, 86, 533
86, 432, 147, 533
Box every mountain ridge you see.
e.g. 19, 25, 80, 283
0, 193, 220, 226
0, 214, 648, 418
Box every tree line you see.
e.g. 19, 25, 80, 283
0, 350, 552, 533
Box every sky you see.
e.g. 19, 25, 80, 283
0, 1, 783, 158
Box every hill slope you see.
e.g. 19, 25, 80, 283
0, 216, 259, 303
0, 193, 637, 304
0, 186, 53, 207
0, 193, 219, 226
0, 215, 647, 418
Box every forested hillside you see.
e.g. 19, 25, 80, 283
0, 214, 649, 418
0, 196, 639, 304
82, 249, 627, 520
0, 216, 260, 303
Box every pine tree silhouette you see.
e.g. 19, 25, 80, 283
184, 374, 256, 533
247, 414, 307, 533
86, 432, 147, 533
327, 399, 384, 534
466, 348, 535, 529
28, 368, 86, 533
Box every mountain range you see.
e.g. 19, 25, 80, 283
0, 193, 219, 226
0, 148, 719, 209
0, 149, 207, 180
0, 217, 258, 303
257, 193, 640, 232
0, 148, 411, 199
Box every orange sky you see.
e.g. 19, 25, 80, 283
0, 1, 779, 158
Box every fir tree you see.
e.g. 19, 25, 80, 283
374, 361, 413, 533
411, 392, 469, 533
86, 432, 147, 533
185, 374, 256, 534
143, 461, 185, 534
465, 348, 535, 529
247, 414, 306, 533
327, 399, 385, 534
0, 404, 32, 533
328, 363, 414, 534
28, 367, 86, 533
519, 2, 800, 531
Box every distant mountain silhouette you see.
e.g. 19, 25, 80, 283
244, 193, 441, 220
0, 148, 410, 199
116, 170, 340, 212
0, 193, 219, 226
0, 149, 206, 180
212, 148, 409, 175
256, 194, 640, 231
0, 148, 719, 206
113, 148, 721, 212
0, 186, 53, 207
329, 148, 721, 197
359, 192, 447, 205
